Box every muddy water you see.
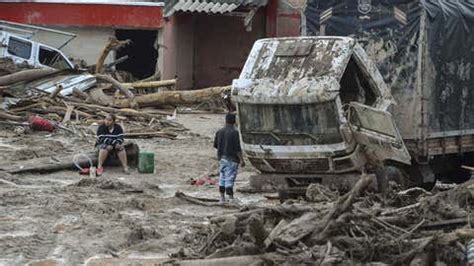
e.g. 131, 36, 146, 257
0, 114, 268, 265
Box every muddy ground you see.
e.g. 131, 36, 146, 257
0, 113, 269, 265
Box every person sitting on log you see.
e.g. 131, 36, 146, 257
96, 113, 129, 175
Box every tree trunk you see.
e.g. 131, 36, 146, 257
0, 142, 139, 174
0, 111, 23, 121
122, 79, 176, 89
114, 86, 230, 108
0, 68, 59, 86
95, 37, 130, 74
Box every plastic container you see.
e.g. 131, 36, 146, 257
138, 151, 155, 173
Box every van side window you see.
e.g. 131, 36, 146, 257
7, 37, 32, 59
39, 46, 70, 70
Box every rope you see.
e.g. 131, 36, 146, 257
72, 153, 93, 171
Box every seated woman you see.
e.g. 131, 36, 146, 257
96, 113, 129, 175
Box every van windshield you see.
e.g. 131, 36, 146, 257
238, 101, 343, 146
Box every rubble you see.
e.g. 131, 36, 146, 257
179, 178, 474, 265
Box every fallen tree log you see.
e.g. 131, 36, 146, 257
123, 131, 177, 139
114, 86, 230, 108
95, 74, 135, 100
122, 79, 177, 89
9, 102, 46, 113
95, 37, 131, 74
104, 55, 128, 69
0, 142, 139, 174
88, 86, 114, 106
175, 191, 240, 209
0, 68, 59, 86
68, 102, 163, 119
0, 111, 23, 121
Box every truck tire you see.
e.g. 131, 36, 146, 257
406, 163, 436, 190
375, 165, 408, 193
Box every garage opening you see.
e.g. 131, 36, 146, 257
115, 29, 157, 79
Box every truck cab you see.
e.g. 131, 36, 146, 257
233, 37, 411, 190
0, 31, 74, 70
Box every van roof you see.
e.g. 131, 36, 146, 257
239, 36, 356, 82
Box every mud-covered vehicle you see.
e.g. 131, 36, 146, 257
233, 36, 413, 192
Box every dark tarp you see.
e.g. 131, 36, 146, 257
422, 0, 474, 133
305, 0, 474, 136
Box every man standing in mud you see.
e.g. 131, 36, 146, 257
214, 113, 245, 203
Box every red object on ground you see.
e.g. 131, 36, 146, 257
191, 175, 217, 186
79, 168, 90, 175
29, 116, 55, 132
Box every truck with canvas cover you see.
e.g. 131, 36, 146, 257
233, 36, 412, 192
305, 0, 474, 185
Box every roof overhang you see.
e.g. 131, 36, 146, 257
164, 0, 267, 17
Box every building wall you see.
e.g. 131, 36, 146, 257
276, 0, 302, 37
162, 1, 302, 89
193, 12, 266, 88
33, 26, 115, 66
162, 14, 194, 89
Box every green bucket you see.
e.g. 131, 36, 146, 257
138, 151, 155, 173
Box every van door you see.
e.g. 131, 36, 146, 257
38, 45, 73, 70
348, 102, 411, 165
5, 35, 34, 65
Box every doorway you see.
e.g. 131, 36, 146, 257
115, 29, 158, 79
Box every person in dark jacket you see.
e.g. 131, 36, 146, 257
96, 113, 129, 175
213, 113, 245, 203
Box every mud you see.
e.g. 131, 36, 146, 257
0, 113, 264, 265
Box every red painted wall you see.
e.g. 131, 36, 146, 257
0, 3, 163, 29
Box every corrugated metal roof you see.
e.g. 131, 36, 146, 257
165, 0, 267, 17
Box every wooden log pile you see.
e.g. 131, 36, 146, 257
177, 177, 474, 265
0, 55, 231, 136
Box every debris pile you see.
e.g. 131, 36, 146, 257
179, 176, 474, 265
0, 52, 230, 137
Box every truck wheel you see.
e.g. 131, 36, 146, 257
375, 165, 407, 193
406, 164, 436, 190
